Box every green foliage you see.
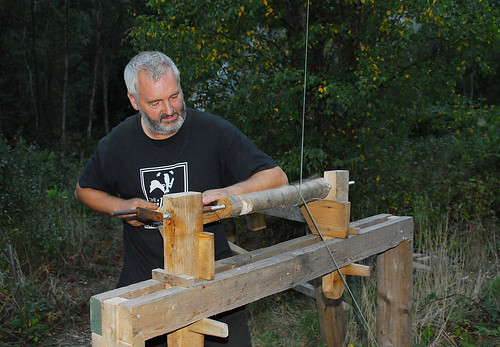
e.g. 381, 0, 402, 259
0, 134, 122, 344
128, 0, 499, 184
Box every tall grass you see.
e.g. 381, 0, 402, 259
248, 211, 499, 346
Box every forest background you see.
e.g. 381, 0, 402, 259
0, 0, 498, 346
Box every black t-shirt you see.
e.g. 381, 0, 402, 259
79, 108, 277, 287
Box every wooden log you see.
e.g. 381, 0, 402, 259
314, 279, 346, 347
95, 217, 412, 344
213, 178, 331, 220
376, 239, 413, 347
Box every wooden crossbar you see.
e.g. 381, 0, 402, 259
91, 215, 413, 345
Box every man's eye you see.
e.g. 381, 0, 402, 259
150, 102, 159, 107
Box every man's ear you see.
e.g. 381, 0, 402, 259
127, 93, 139, 111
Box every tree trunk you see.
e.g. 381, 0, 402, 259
102, 49, 110, 134
87, 0, 102, 139
30, 0, 41, 140
61, 0, 69, 153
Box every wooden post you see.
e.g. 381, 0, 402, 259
376, 239, 413, 346
160, 192, 214, 345
314, 170, 349, 346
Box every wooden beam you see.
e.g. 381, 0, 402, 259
216, 234, 320, 273
91, 216, 412, 345
376, 239, 413, 346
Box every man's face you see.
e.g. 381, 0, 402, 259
128, 70, 186, 138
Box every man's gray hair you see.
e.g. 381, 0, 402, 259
124, 51, 181, 98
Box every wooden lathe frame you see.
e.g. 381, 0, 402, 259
90, 170, 413, 347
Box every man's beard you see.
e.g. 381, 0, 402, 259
140, 101, 187, 136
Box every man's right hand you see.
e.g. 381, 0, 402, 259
115, 198, 159, 227
75, 183, 158, 227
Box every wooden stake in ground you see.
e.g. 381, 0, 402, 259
377, 239, 413, 346
312, 170, 350, 347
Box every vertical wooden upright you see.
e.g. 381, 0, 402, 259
160, 192, 203, 277
159, 192, 205, 346
313, 170, 349, 347
376, 239, 413, 346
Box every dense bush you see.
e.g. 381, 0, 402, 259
0, 136, 122, 344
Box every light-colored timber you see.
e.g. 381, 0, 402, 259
91, 169, 414, 347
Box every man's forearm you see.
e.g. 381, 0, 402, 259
75, 183, 158, 215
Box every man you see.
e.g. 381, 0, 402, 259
75, 51, 288, 346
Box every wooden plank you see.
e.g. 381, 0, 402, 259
215, 234, 320, 273
340, 263, 370, 277
301, 200, 351, 238
349, 213, 392, 235
198, 232, 214, 280
226, 240, 319, 297
111, 217, 413, 344
151, 269, 195, 288
92, 332, 136, 347
188, 318, 228, 338
376, 239, 413, 346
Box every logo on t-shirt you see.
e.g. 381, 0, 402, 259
140, 162, 188, 207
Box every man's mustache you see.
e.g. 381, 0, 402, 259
160, 109, 180, 119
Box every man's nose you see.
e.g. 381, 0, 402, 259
162, 100, 175, 115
